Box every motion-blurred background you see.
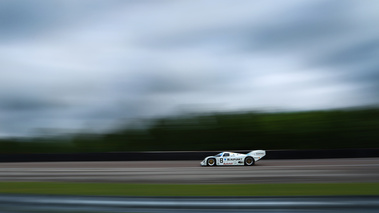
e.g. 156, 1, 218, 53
1, 0, 378, 153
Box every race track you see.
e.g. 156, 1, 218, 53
0, 158, 378, 183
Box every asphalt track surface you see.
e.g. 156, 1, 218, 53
0, 158, 378, 183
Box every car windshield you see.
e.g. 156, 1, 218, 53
215, 153, 222, 157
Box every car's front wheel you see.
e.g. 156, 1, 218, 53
244, 156, 255, 166
207, 158, 216, 166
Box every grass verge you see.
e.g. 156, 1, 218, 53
0, 182, 378, 196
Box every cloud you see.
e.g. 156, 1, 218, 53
0, 0, 378, 137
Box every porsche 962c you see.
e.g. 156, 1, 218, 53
200, 150, 266, 166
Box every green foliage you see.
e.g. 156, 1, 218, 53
1, 108, 379, 153
0, 182, 378, 196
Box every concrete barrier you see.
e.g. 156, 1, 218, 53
1, 194, 379, 213
0, 148, 378, 162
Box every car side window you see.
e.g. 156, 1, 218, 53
223, 153, 230, 157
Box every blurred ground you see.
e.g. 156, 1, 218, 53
0, 158, 378, 184
2, 195, 379, 213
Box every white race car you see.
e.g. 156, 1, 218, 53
200, 150, 266, 166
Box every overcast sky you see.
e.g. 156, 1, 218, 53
1, 0, 378, 137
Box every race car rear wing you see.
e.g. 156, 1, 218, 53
247, 150, 266, 161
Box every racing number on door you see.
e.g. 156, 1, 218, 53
220, 158, 223, 164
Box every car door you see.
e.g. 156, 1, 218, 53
221, 152, 230, 165
228, 153, 243, 165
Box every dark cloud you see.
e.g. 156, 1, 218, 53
0, 0, 142, 41
313, 38, 379, 88
0, 96, 64, 111
314, 38, 379, 68
0, 1, 66, 40
137, 73, 195, 94
250, 1, 350, 50
139, 1, 350, 52
314, 39, 379, 99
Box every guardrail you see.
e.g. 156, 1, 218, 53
1, 195, 379, 212
0, 148, 378, 162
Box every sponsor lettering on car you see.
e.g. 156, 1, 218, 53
227, 158, 242, 161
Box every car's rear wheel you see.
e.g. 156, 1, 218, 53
244, 156, 255, 166
207, 158, 216, 166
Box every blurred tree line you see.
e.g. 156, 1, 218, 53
1, 108, 379, 153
